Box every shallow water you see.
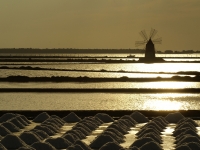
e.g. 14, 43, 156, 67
0, 93, 199, 110
1, 81, 200, 89
1, 54, 200, 112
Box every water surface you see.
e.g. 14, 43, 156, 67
0, 93, 199, 110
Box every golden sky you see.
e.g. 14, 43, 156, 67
0, 0, 200, 51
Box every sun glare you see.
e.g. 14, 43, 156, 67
142, 93, 190, 110
143, 82, 193, 89
144, 99, 183, 110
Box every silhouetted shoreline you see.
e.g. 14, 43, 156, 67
1, 88, 200, 93
1, 110, 200, 120
0, 75, 200, 82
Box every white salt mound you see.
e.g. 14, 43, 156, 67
165, 112, 185, 123
40, 124, 59, 133
17, 115, 31, 124
67, 144, 84, 150
9, 117, 25, 129
83, 116, 103, 126
79, 121, 97, 130
0, 113, 16, 123
176, 136, 200, 147
173, 127, 194, 137
33, 112, 50, 123
175, 122, 196, 131
141, 121, 164, 132
77, 120, 97, 131
152, 116, 169, 124
1, 122, 20, 132
0, 134, 28, 149
102, 131, 125, 143
130, 111, 149, 123
139, 141, 162, 150
185, 142, 200, 149
16, 116, 29, 126
99, 141, 123, 150
17, 146, 36, 150
127, 146, 140, 150
176, 145, 192, 150
117, 119, 132, 129
66, 129, 86, 139
62, 133, 77, 143
31, 129, 49, 140
47, 117, 64, 127
136, 128, 160, 137
51, 115, 65, 124
63, 112, 81, 123
176, 130, 199, 141
74, 140, 92, 150
105, 128, 125, 139
141, 132, 162, 144
90, 135, 117, 149
0, 143, 6, 150
31, 141, 56, 150
129, 137, 154, 148
95, 113, 114, 123
46, 137, 72, 149
73, 125, 91, 135
19, 131, 41, 145
34, 125, 55, 136
108, 123, 128, 134
0, 125, 12, 136
121, 115, 137, 124
177, 118, 198, 126
151, 120, 166, 129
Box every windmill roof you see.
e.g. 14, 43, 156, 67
147, 38, 154, 45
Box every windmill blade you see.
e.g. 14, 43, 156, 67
135, 41, 146, 47
152, 37, 162, 44
139, 30, 148, 41
149, 28, 157, 39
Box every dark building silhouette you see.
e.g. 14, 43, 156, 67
145, 38, 155, 59
135, 28, 164, 62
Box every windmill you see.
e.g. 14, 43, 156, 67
135, 28, 162, 59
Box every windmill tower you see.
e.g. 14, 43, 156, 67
135, 28, 162, 60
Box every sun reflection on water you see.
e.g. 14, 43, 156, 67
143, 94, 190, 110
143, 82, 194, 89
144, 100, 182, 110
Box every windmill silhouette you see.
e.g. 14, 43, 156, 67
135, 28, 162, 59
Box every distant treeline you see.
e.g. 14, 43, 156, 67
0, 48, 144, 54
0, 48, 199, 54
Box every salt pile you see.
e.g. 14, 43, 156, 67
34, 125, 55, 136
0, 111, 200, 150
130, 111, 149, 123
9, 118, 25, 129
62, 133, 77, 143
74, 140, 91, 150
33, 112, 50, 123
99, 141, 123, 150
0, 113, 16, 123
63, 112, 81, 123
0, 134, 27, 149
0, 125, 11, 136
95, 113, 114, 123
139, 141, 162, 150
31, 129, 49, 140
165, 112, 185, 123
31, 141, 56, 150
90, 134, 117, 149
45, 137, 72, 149
19, 131, 41, 145
1, 122, 20, 132
17, 115, 31, 124
0, 143, 6, 150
